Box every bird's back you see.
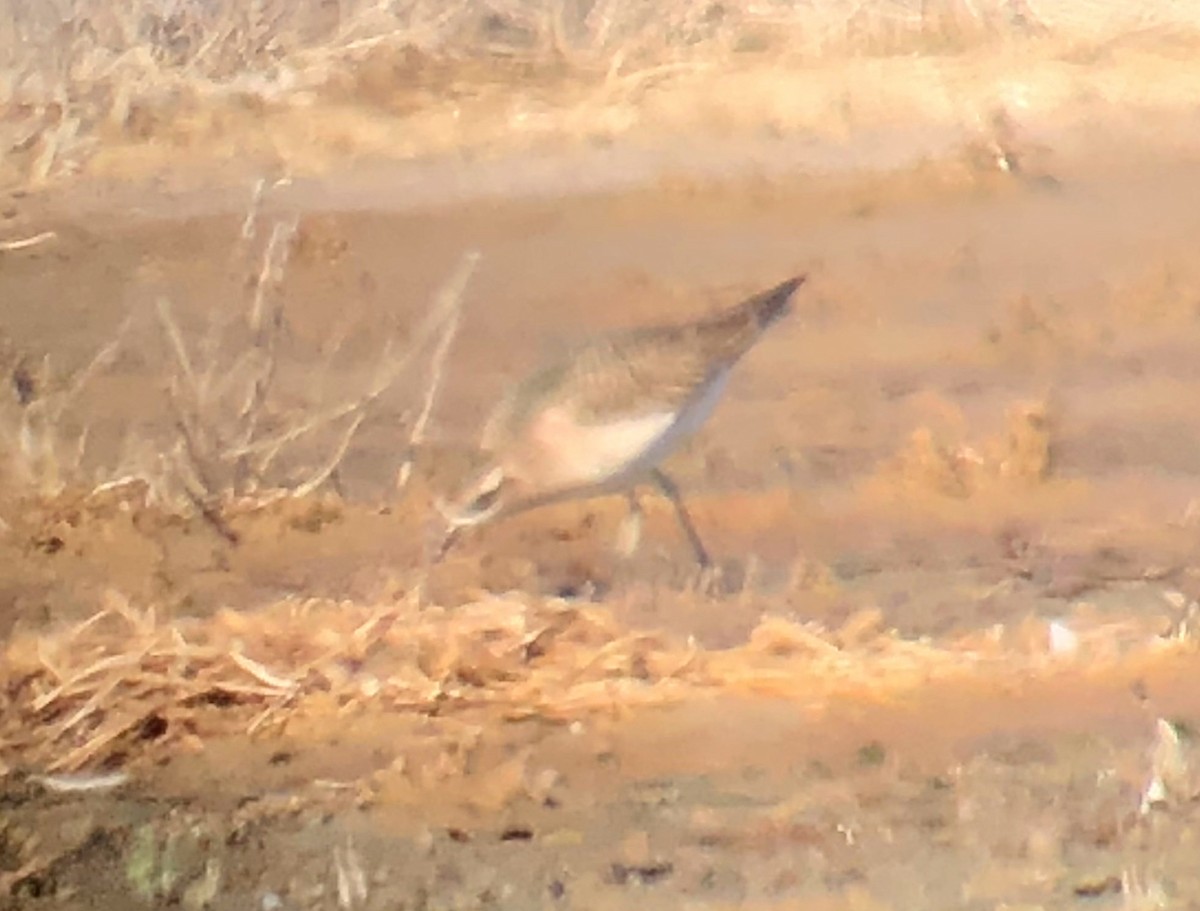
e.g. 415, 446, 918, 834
484, 275, 806, 447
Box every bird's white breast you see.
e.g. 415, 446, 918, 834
528, 369, 730, 491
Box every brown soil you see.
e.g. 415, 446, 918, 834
4, 71, 1200, 909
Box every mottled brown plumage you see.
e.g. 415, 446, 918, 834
485, 275, 800, 438
437, 275, 806, 565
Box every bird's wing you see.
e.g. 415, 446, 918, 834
555, 327, 723, 425
485, 272, 804, 441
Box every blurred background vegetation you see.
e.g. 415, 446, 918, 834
2, 1, 1198, 185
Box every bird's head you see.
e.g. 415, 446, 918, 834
432, 459, 529, 560
437, 463, 512, 528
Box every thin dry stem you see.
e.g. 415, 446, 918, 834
241, 178, 268, 241
30, 771, 130, 792
290, 410, 365, 498
248, 218, 298, 338
6, 579, 1179, 775
145, 225, 483, 531
1, 316, 131, 496
155, 297, 200, 397
0, 231, 56, 252
396, 248, 481, 490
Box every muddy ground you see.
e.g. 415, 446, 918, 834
4, 72, 1200, 909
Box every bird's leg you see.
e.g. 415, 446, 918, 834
615, 489, 645, 558
432, 524, 464, 564
650, 467, 712, 568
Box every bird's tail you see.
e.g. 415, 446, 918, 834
738, 274, 806, 330
699, 274, 806, 359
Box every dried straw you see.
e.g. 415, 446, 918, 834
3, 583, 1190, 774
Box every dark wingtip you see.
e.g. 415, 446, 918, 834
751, 273, 807, 328
782, 274, 808, 295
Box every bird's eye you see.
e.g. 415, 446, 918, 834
463, 472, 506, 516
468, 482, 503, 514
460, 465, 507, 516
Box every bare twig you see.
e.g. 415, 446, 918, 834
179, 478, 241, 544
0, 231, 57, 252
396, 248, 481, 490
155, 298, 200, 397
229, 650, 297, 692
144, 228, 480, 524
54, 317, 132, 421
290, 411, 366, 498
31, 771, 130, 792
230, 249, 481, 476
248, 217, 297, 337
3, 317, 131, 495
241, 178, 267, 241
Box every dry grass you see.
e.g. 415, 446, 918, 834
0, 315, 132, 500
0, 182, 481, 554
4, 191, 478, 541
882, 397, 1055, 498
3, 1, 1200, 186
0, 203, 477, 548
0, 580, 1190, 775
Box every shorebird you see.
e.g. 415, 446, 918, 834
436, 274, 806, 567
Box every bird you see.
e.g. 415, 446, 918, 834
435, 274, 807, 567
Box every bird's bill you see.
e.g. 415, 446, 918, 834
432, 523, 463, 564
430, 465, 509, 562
